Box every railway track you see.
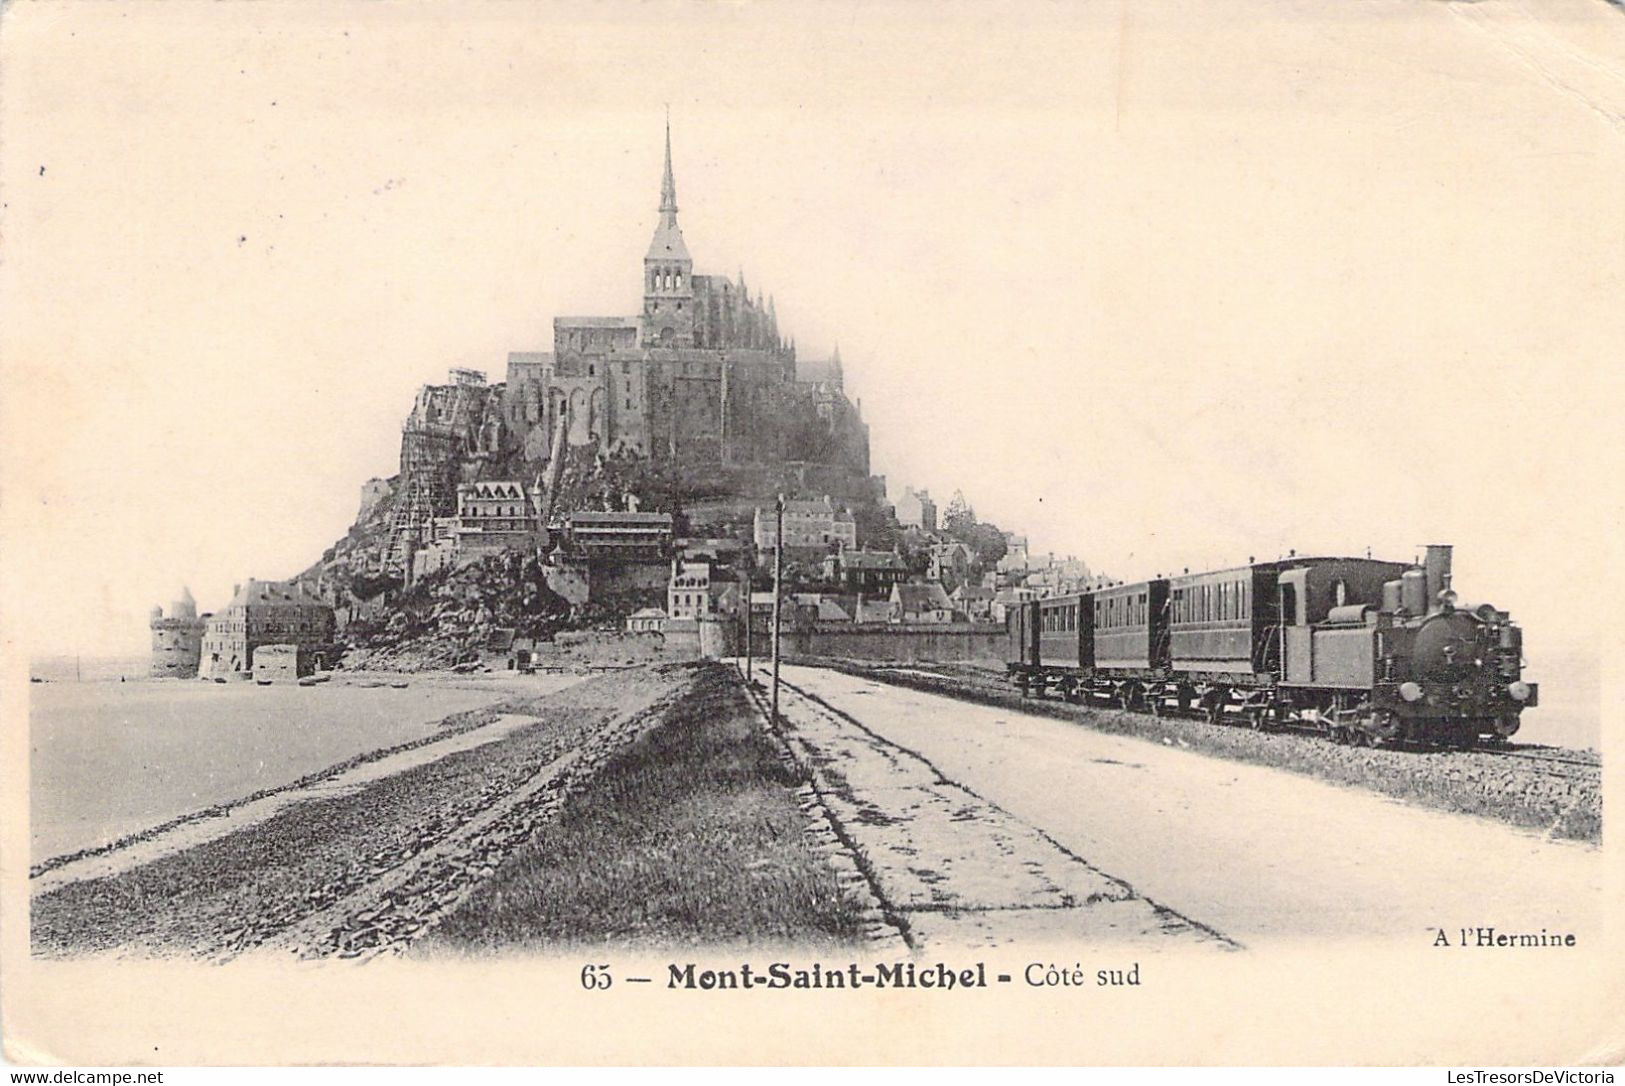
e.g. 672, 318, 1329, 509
864, 661, 1598, 769
1469, 746, 1600, 783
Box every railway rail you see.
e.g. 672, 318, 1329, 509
832, 659, 1603, 826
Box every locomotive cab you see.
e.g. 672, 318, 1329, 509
1278, 545, 1536, 746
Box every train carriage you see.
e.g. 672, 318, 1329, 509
1006, 594, 1039, 671
1092, 580, 1167, 671
1005, 542, 1537, 748
1037, 593, 1090, 671
1167, 563, 1281, 677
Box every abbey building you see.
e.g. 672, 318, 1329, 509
388, 124, 870, 567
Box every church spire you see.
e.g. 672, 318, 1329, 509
646, 113, 690, 263
659, 109, 678, 225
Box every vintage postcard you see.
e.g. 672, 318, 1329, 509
2, 0, 1621, 1069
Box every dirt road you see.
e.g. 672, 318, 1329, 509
774, 664, 1602, 947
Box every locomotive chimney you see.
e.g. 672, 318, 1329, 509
1423, 544, 1453, 613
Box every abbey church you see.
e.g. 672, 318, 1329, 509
388, 124, 871, 567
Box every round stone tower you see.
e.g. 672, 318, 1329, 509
150, 587, 205, 678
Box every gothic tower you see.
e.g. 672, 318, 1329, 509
642, 119, 695, 348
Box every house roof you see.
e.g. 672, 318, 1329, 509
855, 597, 898, 621
227, 579, 330, 611
953, 585, 995, 601
833, 550, 907, 572
460, 481, 528, 500
569, 511, 674, 526
628, 607, 668, 620
894, 582, 953, 611
759, 497, 838, 515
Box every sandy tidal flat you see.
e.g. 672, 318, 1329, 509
28, 678, 552, 863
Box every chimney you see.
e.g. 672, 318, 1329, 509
1424, 544, 1453, 612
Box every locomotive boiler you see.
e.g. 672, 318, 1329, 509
1006, 544, 1536, 748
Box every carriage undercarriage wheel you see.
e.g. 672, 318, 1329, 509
1247, 707, 1268, 732
1148, 695, 1162, 718
1204, 700, 1223, 726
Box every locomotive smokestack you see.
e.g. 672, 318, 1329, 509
1424, 544, 1453, 613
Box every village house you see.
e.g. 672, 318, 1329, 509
853, 594, 899, 624
677, 536, 749, 565
950, 583, 997, 622
1026, 555, 1094, 597
928, 541, 974, 589
992, 586, 1041, 624
821, 549, 908, 593
894, 487, 937, 531
251, 643, 323, 683
566, 510, 674, 561
199, 579, 336, 679
792, 592, 854, 622
997, 533, 1031, 573
667, 561, 740, 620
454, 480, 542, 554
626, 607, 668, 633
753, 497, 857, 559
890, 582, 956, 624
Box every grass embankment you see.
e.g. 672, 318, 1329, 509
804, 658, 1601, 843
421, 664, 868, 952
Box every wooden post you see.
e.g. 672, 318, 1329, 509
771, 493, 785, 723
742, 569, 752, 683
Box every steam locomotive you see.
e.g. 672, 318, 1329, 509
1006, 544, 1536, 747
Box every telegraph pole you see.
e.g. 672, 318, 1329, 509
771, 493, 785, 723
741, 568, 752, 683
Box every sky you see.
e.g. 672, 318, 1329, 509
2, 0, 1623, 667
